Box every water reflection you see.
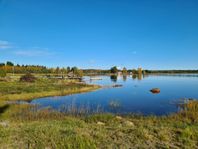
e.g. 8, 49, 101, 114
132, 74, 142, 80
123, 75, 127, 81
110, 75, 118, 83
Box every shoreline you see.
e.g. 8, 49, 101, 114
0, 84, 101, 102
1, 101, 198, 148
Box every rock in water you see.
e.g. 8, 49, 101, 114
150, 88, 160, 94
112, 84, 123, 88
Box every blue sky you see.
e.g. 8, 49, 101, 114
0, 0, 198, 69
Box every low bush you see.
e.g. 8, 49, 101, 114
0, 69, 6, 77
20, 73, 36, 82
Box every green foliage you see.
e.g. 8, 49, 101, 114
71, 67, 84, 77
110, 66, 118, 74
76, 69, 84, 77
122, 67, 128, 75
71, 67, 78, 73
83, 69, 111, 75
0, 69, 6, 77
132, 69, 138, 74
0, 63, 5, 67
6, 61, 14, 66
67, 67, 71, 72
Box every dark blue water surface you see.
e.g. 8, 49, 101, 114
30, 74, 198, 115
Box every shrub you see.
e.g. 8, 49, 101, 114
0, 69, 6, 77
110, 66, 118, 74
20, 73, 36, 82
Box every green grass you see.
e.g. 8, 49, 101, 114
0, 77, 100, 101
0, 101, 198, 148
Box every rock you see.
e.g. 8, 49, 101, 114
124, 120, 135, 127
97, 121, 105, 126
112, 84, 123, 88
150, 88, 160, 94
116, 116, 122, 120
0, 121, 9, 127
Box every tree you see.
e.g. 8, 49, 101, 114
132, 69, 138, 74
55, 67, 60, 75
110, 66, 118, 74
6, 61, 14, 66
0, 63, 5, 67
61, 67, 67, 74
71, 67, 78, 73
67, 67, 71, 72
76, 69, 84, 77
71, 67, 83, 77
138, 68, 142, 74
122, 67, 128, 76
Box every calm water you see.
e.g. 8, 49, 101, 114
30, 74, 198, 115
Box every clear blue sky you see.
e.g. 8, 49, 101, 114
0, 0, 198, 69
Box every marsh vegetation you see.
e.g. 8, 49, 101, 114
0, 100, 198, 148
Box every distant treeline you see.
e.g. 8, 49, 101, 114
82, 69, 111, 75
1, 62, 55, 74
0, 61, 82, 76
144, 70, 198, 74
81, 69, 198, 75
0, 61, 198, 75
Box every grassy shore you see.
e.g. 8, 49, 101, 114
0, 77, 100, 102
0, 101, 198, 148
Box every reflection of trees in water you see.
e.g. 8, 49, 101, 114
110, 75, 117, 83
123, 75, 127, 81
132, 74, 142, 80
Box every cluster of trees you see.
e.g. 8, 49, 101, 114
82, 69, 110, 75
0, 61, 83, 77
1, 61, 197, 78
110, 66, 118, 74
83, 66, 142, 75
110, 66, 128, 75
0, 61, 51, 74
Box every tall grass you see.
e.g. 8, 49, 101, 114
0, 78, 100, 101
0, 101, 198, 148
